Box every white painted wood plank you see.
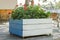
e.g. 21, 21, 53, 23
23, 19, 52, 24
23, 24, 53, 30
23, 29, 52, 36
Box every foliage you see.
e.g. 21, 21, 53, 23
11, 5, 51, 20
55, 1, 60, 9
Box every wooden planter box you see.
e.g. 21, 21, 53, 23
9, 18, 53, 37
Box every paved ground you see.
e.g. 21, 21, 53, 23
52, 20, 60, 40
0, 22, 53, 40
0, 22, 60, 40
53, 28, 60, 40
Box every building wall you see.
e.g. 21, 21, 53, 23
0, 0, 17, 9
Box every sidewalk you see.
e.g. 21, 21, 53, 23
1, 22, 60, 40
0, 22, 53, 40
52, 20, 60, 40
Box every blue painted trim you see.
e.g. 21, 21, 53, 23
9, 19, 23, 36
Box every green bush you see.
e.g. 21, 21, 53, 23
11, 5, 51, 20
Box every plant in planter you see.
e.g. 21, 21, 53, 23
9, 4, 53, 37
11, 5, 50, 19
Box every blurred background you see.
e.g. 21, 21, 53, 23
0, 0, 60, 22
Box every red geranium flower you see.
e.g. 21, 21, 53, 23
24, 4, 27, 10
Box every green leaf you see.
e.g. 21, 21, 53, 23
11, 5, 51, 20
